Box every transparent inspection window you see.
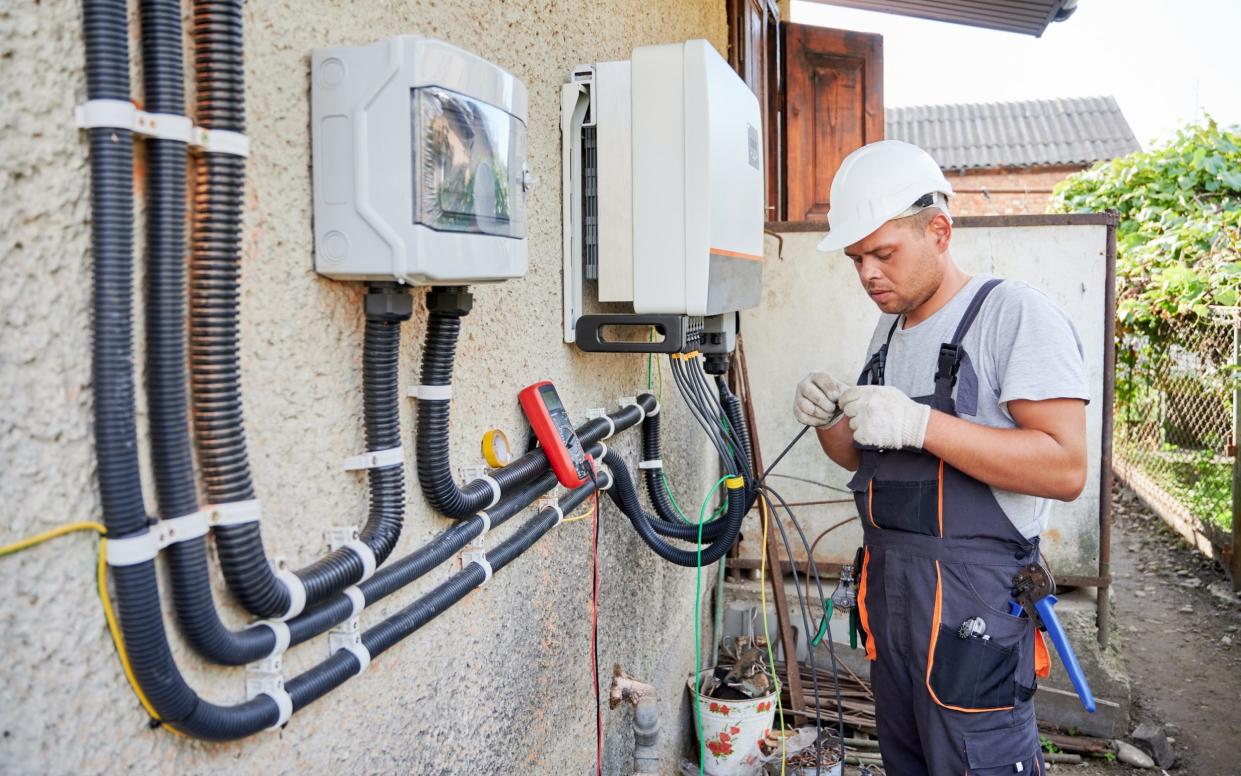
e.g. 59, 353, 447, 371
411, 86, 527, 238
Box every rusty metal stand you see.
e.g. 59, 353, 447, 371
731, 334, 806, 719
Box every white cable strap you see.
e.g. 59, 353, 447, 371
343, 586, 366, 619
343, 540, 377, 581
260, 687, 293, 729
342, 445, 404, 471
105, 531, 158, 567
256, 620, 291, 658
476, 510, 492, 537
193, 127, 250, 157
549, 501, 565, 526
474, 474, 502, 510
648, 400, 661, 417
409, 384, 453, 401
638, 459, 664, 470
207, 499, 263, 527
75, 100, 250, 157
598, 414, 616, 439
620, 396, 648, 423
159, 511, 210, 543
275, 569, 307, 620
343, 641, 371, 675
105, 509, 217, 565
472, 557, 494, 585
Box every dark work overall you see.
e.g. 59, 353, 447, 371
849, 279, 1051, 775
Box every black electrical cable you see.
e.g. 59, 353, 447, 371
760, 489, 826, 770
601, 450, 746, 566
668, 357, 735, 471
764, 485, 848, 769
415, 290, 655, 519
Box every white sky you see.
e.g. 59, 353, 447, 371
792, 0, 1241, 149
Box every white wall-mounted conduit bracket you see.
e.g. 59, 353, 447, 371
585, 408, 616, 439
104, 509, 216, 566
245, 655, 291, 728
342, 540, 377, 582
342, 445, 404, 471
260, 686, 293, 729
408, 384, 452, 401
619, 396, 647, 423
341, 642, 371, 675
638, 459, 663, 470
272, 561, 307, 620
597, 469, 614, 492
548, 500, 565, 527
475, 510, 492, 538
595, 442, 609, 463
74, 99, 250, 158
255, 620, 291, 658
343, 586, 366, 619
473, 474, 502, 510
207, 499, 263, 527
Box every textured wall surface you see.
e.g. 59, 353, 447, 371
740, 225, 1107, 577
0, 2, 729, 773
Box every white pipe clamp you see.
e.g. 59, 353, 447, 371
343, 642, 371, 675
260, 687, 293, 729
342, 445, 404, 471
342, 586, 366, 619
474, 474, 501, 510
208, 499, 263, 527
342, 540, 377, 582
276, 568, 307, 620
638, 459, 664, 470
409, 384, 453, 401
257, 620, 291, 658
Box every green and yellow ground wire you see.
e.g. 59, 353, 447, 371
0, 521, 171, 731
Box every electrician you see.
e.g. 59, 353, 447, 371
794, 140, 1089, 775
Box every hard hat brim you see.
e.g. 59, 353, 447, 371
815, 220, 877, 253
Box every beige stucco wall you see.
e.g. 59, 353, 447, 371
0, 1, 729, 773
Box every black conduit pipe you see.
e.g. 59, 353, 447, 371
85, 0, 282, 737
602, 450, 748, 566
185, 0, 419, 618
416, 294, 657, 519
639, 411, 732, 542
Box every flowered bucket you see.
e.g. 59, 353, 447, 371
688, 669, 779, 776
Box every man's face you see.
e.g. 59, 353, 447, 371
843, 214, 946, 315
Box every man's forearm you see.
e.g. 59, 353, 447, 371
816, 419, 859, 471
922, 410, 1086, 500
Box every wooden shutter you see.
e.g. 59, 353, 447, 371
783, 25, 883, 222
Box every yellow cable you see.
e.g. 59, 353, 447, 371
96, 537, 170, 728
1, 520, 172, 731
561, 508, 596, 524
0, 521, 106, 557
758, 497, 786, 775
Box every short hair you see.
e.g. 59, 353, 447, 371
902, 206, 944, 237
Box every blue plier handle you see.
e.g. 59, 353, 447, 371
1008, 562, 1096, 713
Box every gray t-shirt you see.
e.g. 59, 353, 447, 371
860, 274, 1090, 538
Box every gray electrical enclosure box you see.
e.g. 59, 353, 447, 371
311, 36, 531, 285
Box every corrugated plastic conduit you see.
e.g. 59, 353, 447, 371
82, 0, 757, 741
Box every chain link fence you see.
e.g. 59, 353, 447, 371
1113, 308, 1237, 549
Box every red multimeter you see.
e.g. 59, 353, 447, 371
518, 380, 593, 488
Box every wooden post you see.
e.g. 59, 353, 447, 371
733, 335, 806, 718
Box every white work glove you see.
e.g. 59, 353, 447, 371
793, 372, 848, 427
838, 385, 932, 449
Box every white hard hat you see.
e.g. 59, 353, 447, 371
816, 140, 954, 252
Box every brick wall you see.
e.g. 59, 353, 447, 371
945, 164, 1084, 216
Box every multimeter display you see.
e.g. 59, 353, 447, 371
519, 381, 592, 488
